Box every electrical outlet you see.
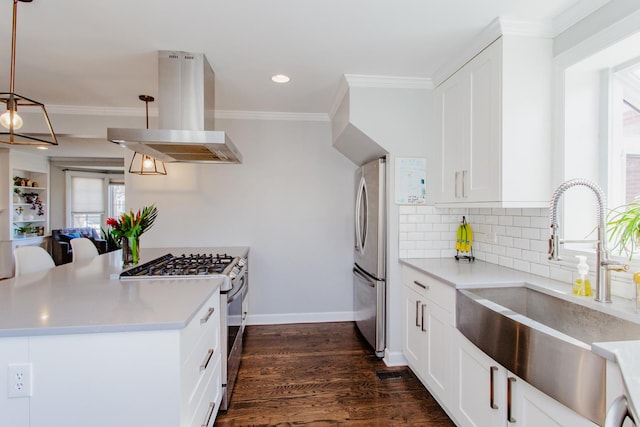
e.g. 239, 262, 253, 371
7, 363, 32, 398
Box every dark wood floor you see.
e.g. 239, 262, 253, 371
214, 322, 455, 426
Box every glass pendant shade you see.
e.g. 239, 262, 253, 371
129, 152, 167, 175
0, 1, 57, 146
127, 94, 167, 176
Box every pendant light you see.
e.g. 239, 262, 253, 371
0, 0, 57, 146
128, 95, 167, 175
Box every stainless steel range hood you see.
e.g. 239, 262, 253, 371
108, 51, 242, 164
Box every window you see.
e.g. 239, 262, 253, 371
65, 171, 125, 231
562, 31, 640, 259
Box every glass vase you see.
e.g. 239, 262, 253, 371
121, 236, 140, 266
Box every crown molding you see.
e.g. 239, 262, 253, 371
47, 104, 148, 117
215, 110, 329, 122
344, 74, 433, 89
431, 16, 556, 88
45, 104, 329, 122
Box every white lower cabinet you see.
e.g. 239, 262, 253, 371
402, 265, 455, 411
401, 264, 599, 427
454, 331, 597, 427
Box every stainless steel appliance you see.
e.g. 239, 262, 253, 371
119, 252, 249, 410
353, 157, 386, 357
108, 51, 242, 164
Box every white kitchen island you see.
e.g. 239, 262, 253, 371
0, 248, 230, 427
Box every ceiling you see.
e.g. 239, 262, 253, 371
0, 0, 604, 157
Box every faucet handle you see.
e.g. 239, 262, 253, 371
607, 263, 630, 272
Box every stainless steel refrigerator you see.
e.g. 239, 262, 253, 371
353, 157, 386, 358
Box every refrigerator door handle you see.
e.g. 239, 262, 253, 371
355, 176, 367, 254
353, 267, 375, 287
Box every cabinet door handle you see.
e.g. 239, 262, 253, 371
200, 307, 215, 324
415, 300, 421, 327
200, 348, 214, 372
455, 171, 460, 198
489, 366, 499, 410
413, 280, 429, 290
461, 170, 467, 198
507, 376, 516, 423
421, 304, 427, 332
201, 402, 216, 427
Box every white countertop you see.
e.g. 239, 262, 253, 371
401, 257, 640, 422
0, 246, 249, 337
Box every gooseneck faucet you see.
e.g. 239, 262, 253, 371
549, 178, 628, 303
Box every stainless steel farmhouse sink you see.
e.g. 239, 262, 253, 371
457, 285, 640, 425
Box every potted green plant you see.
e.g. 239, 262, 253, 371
607, 198, 640, 260
13, 223, 33, 238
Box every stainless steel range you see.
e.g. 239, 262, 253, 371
119, 252, 249, 410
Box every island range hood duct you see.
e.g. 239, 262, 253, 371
108, 51, 241, 164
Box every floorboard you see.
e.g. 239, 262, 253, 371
214, 322, 455, 426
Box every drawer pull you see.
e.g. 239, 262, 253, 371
414, 280, 429, 290
201, 402, 215, 427
200, 348, 214, 372
507, 376, 516, 423
490, 366, 499, 410
200, 307, 215, 324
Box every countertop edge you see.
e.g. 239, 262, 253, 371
592, 341, 640, 422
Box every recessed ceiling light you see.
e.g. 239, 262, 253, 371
271, 74, 290, 84
36, 146, 48, 150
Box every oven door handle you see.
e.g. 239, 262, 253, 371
226, 274, 247, 303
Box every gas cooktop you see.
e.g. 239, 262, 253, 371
119, 253, 237, 279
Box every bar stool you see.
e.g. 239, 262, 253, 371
70, 237, 99, 262
14, 246, 55, 276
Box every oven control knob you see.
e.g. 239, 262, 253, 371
229, 271, 237, 280
237, 258, 246, 267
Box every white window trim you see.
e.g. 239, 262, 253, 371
64, 171, 119, 228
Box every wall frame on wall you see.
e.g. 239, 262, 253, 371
395, 157, 426, 205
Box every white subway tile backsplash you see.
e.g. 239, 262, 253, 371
398, 205, 632, 299
513, 216, 531, 227
499, 216, 513, 226
399, 223, 416, 233
407, 232, 425, 241
432, 223, 450, 232
521, 227, 540, 240
505, 226, 522, 238
530, 216, 549, 229
530, 263, 550, 277
497, 235, 514, 248
521, 249, 540, 263
399, 206, 417, 215
416, 223, 434, 232
513, 259, 531, 273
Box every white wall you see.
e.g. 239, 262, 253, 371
125, 118, 358, 324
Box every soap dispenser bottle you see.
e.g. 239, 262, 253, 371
574, 256, 592, 296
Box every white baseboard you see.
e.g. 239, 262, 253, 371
246, 311, 355, 325
383, 349, 408, 367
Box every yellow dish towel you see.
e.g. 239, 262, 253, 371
456, 219, 473, 253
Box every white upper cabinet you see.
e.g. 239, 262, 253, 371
433, 35, 552, 207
